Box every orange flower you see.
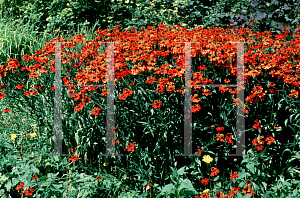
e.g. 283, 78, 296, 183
69, 154, 79, 162
253, 119, 262, 130
192, 94, 201, 103
125, 142, 136, 152
265, 135, 275, 144
96, 176, 101, 180
15, 83, 24, 89
191, 104, 201, 113
91, 106, 102, 115
15, 182, 24, 194
210, 167, 220, 177
25, 187, 34, 196
113, 140, 120, 145
216, 133, 225, 142
229, 171, 239, 179
216, 126, 224, 131
202, 88, 212, 96
152, 100, 162, 109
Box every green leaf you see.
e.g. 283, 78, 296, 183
161, 183, 175, 194
4, 179, 11, 192
246, 163, 255, 174
262, 181, 267, 191
178, 179, 197, 194
177, 166, 185, 175
39, 176, 48, 181
11, 178, 19, 187
3, 142, 14, 149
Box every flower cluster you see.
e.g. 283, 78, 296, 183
242, 180, 255, 196
118, 87, 133, 100
253, 119, 262, 130
15, 182, 35, 196
252, 135, 275, 150
216, 132, 234, 144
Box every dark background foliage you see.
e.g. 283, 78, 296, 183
0, 0, 299, 36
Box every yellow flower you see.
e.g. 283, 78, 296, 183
29, 133, 37, 138
45, 162, 51, 166
11, 134, 17, 141
103, 162, 109, 166
202, 155, 213, 164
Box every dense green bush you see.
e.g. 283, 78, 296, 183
99, 0, 300, 37
1, 0, 299, 36
0, 0, 133, 35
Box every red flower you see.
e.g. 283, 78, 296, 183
229, 171, 239, 179
125, 142, 136, 152
15, 182, 24, 194
3, 108, 10, 113
0, 91, 5, 100
32, 175, 38, 180
210, 167, 220, 177
91, 106, 102, 115
69, 154, 79, 162
191, 104, 201, 113
201, 178, 209, 186
96, 176, 101, 180
216, 133, 225, 142
253, 119, 262, 130
25, 187, 34, 196
257, 145, 264, 150
16, 83, 24, 89
50, 87, 56, 91
113, 140, 120, 145
197, 148, 203, 154
216, 126, 224, 131
152, 100, 162, 109
224, 79, 230, 83
68, 148, 74, 153
226, 133, 234, 144
146, 183, 153, 188
265, 135, 275, 145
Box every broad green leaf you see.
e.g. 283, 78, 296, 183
178, 179, 197, 194
177, 166, 185, 175
161, 183, 175, 194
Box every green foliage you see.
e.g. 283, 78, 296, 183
1, 0, 299, 35
0, 0, 115, 35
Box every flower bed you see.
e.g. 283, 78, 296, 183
0, 23, 300, 197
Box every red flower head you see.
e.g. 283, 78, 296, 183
69, 154, 79, 162
125, 142, 136, 152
